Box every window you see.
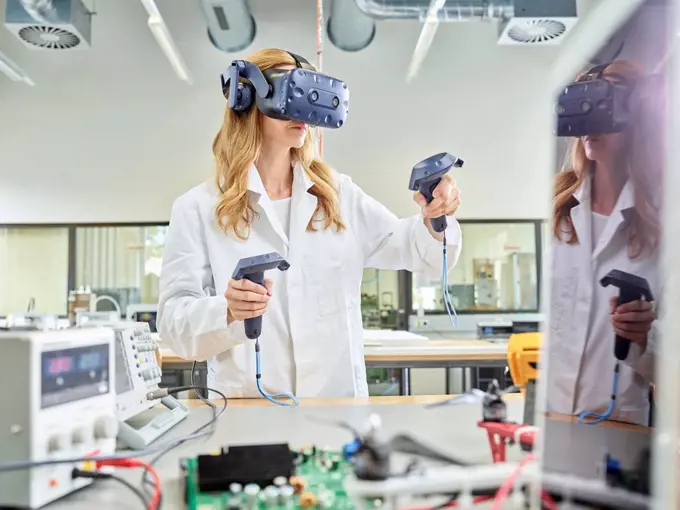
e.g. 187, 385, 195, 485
0, 227, 70, 316
74, 225, 168, 314
411, 221, 541, 313
361, 269, 399, 329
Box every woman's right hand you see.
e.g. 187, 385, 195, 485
225, 278, 273, 324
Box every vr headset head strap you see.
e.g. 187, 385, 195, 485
221, 60, 272, 103
286, 51, 316, 71
584, 62, 635, 87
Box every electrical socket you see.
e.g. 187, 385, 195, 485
414, 319, 429, 328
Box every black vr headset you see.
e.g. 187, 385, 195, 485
556, 63, 635, 137
221, 51, 349, 129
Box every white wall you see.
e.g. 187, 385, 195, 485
0, 0, 559, 224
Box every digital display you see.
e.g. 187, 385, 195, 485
47, 356, 73, 375
41, 343, 110, 408
134, 311, 157, 333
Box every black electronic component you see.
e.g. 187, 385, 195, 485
600, 269, 654, 361
196, 443, 294, 491
482, 380, 507, 423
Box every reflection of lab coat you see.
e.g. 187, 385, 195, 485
157, 165, 462, 398
546, 176, 659, 425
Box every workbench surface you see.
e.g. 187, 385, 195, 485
43, 396, 649, 510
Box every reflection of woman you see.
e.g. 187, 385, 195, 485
157, 48, 462, 400
546, 60, 663, 425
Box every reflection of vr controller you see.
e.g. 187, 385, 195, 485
231, 253, 290, 339
408, 153, 464, 233
600, 270, 654, 361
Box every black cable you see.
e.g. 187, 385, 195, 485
72, 469, 147, 509
0, 385, 227, 473
140, 384, 226, 499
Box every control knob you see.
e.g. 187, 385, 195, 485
72, 426, 93, 445
47, 433, 70, 453
94, 415, 118, 440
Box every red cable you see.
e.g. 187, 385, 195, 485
97, 458, 161, 510
403, 495, 494, 509
491, 454, 535, 510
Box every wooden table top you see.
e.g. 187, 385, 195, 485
160, 339, 507, 366
181, 394, 469, 407
544, 412, 650, 432
180, 395, 648, 431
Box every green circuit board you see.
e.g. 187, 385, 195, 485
182, 448, 360, 510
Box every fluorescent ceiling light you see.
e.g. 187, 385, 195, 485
139, 0, 192, 84
148, 17, 193, 83
406, 0, 446, 83
0, 50, 34, 86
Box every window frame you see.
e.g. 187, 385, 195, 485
0, 222, 169, 318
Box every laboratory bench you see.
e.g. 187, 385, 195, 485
46, 395, 650, 510
158, 337, 510, 397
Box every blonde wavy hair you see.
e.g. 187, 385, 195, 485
212, 48, 345, 239
553, 59, 664, 259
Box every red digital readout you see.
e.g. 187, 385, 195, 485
48, 356, 73, 375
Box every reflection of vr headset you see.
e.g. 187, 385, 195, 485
556, 63, 633, 137
220, 51, 349, 129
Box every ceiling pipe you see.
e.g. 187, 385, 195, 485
198, 0, 256, 53
327, 0, 376, 52
353, 0, 514, 21
18, 0, 59, 23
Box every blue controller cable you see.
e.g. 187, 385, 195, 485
441, 233, 459, 328
578, 363, 620, 425
254, 340, 299, 407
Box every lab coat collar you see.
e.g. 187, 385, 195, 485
246, 162, 314, 197
246, 162, 316, 249
572, 172, 635, 212
571, 173, 635, 260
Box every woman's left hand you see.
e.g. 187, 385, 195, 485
610, 297, 655, 352
413, 174, 461, 238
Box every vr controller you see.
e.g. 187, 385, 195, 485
600, 269, 654, 361
231, 253, 290, 340
556, 63, 633, 137
408, 153, 464, 233
221, 51, 349, 129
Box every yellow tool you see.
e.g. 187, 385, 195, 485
507, 332, 542, 391
507, 332, 542, 428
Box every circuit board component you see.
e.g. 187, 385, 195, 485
182, 444, 360, 509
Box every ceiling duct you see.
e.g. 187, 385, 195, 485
198, 0, 256, 53
354, 0, 514, 21
4, 0, 91, 49
328, 0, 376, 52
354, 0, 578, 45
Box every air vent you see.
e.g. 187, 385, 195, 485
505, 19, 567, 44
4, 0, 92, 50
497, 0, 578, 46
18, 25, 81, 49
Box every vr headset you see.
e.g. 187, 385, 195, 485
556, 63, 634, 137
221, 51, 349, 129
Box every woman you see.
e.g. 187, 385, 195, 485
157, 48, 462, 400
546, 60, 663, 425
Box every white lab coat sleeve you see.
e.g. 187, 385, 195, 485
340, 174, 462, 277
621, 320, 657, 383
157, 193, 246, 361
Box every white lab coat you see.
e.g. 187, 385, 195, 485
545, 175, 659, 425
157, 164, 462, 399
